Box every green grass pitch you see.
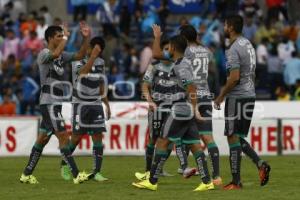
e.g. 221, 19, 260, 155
0, 156, 298, 200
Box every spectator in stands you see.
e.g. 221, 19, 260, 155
1, 29, 20, 60
267, 45, 284, 99
2, 54, 20, 78
283, 51, 300, 91
71, 0, 88, 22
20, 13, 38, 37
265, 0, 288, 22
53, 17, 62, 26
36, 17, 48, 40
0, 50, 2, 75
242, 16, 257, 43
23, 31, 44, 56
119, 4, 131, 37
256, 37, 269, 87
96, 0, 120, 38
239, 0, 263, 20
294, 80, 300, 100
39, 6, 52, 25
20, 72, 39, 115
157, 0, 169, 31
277, 36, 296, 62
0, 91, 16, 116
275, 86, 291, 101
282, 22, 299, 42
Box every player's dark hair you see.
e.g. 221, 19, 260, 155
169, 35, 187, 53
160, 35, 169, 49
44, 25, 63, 42
179, 24, 197, 42
90, 36, 106, 51
225, 15, 244, 34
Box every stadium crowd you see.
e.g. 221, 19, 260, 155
1, 0, 300, 116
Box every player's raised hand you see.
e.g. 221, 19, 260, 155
80, 21, 91, 38
91, 44, 101, 58
152, 24, 162, 38
62, 22, 71, 37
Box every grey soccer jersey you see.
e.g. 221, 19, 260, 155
71, 57, 105, 103
171, 57, 194, 116
38, 48, 75, 105
225, 36, 256, 98
184, 45, 212, 97
143, 61, 181, 104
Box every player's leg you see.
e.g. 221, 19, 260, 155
223, 98, 242, 190
240, 98, 271, 186
198, 99, 221, 184
20, 105, 53, 184
90, 132, 108, 181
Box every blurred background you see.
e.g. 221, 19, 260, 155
1, 0, 300, 116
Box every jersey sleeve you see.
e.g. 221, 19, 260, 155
37, 49, 53, 64
174, 61, 194, 87
227, 46, 240, 71
143, 64, 155, 83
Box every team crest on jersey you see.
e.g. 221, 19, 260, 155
53, 58, 64, 75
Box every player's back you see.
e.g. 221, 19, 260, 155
184, 45, 211, 97
225, 36, 256, 98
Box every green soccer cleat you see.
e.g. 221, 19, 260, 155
193, 182, 215, 192
73, 171, 90, 184
94, 173, 108, 182
135, 171, 150, 181
20, 174, 39, 184
61, 165, 72, 181
132, 179, 157, 191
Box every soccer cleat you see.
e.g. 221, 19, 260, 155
61, 165, 72, 181
94, 173, 108, 182
73, 171, 90, 184
20, 174, 39, 184
135, 171, 150, 181
183, 167, 197, 179
259, 162, 271, 186
193, 182, 215, 192
212, 177, 223, 186
223, 182, 243, 190
132, 179, 157, 191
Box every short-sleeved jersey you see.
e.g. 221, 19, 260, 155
184, 45, 212, 97
225, 36, 256, 98
71, 57, 105, 103
143, 61, 179, 105
38, 48, 74, 105
171, 57, 194, 116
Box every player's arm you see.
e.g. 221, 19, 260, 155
78, 45, 101, 75
214, 69, 240, 109
151, 24, 170, 60
142, 64, 157, 111
185, 83, 203, 121
100, 78, 111, 120
73, 21, 91, 61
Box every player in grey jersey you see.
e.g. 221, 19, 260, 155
214, 15, 271, 190
133, 35, 214, 192
60, 37, 111, 182
20, 23, 91, 184
135, 37, 197, 181
179, 24, 222, 186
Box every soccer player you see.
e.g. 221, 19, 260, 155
132, 35, 214, 192
178, 25, 222, 186
20, 22, 91, 184
214, 15, 271, 190
135, 37, 196, 181
60, 36, 110, 182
